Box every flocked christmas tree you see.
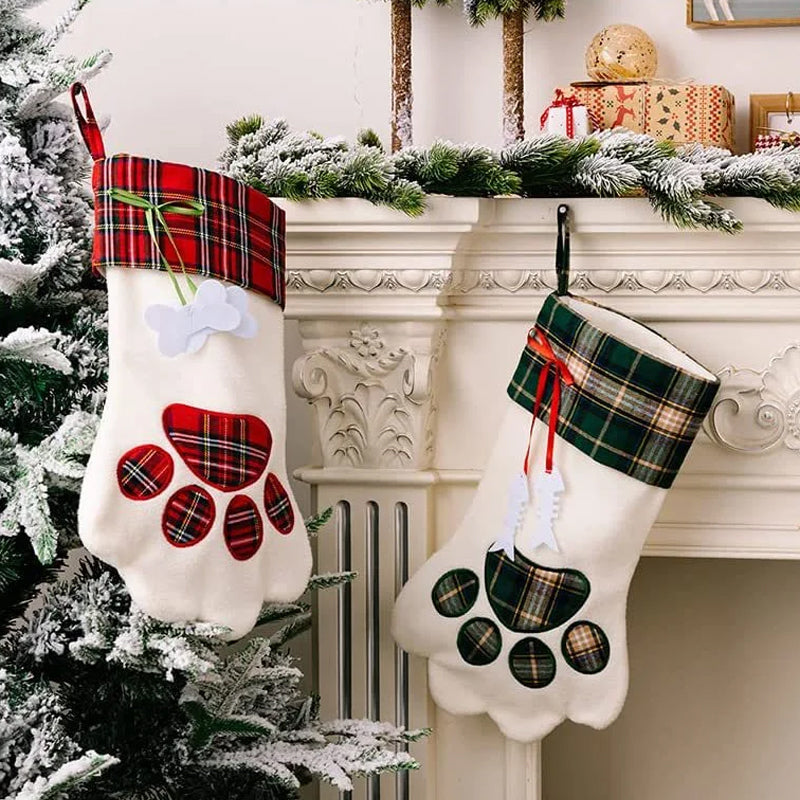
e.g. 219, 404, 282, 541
0, 0, 110, 626
464, 0, 565, 144
0, 3, 423, 798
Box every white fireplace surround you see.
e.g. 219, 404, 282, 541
283, 196, 800, 800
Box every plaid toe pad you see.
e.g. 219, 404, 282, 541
432, 569, 480, 618
485, 549, 589, 634
163, 404, 272, 492
263, 473, 295, 535
224, 495, 264, 561
117, 444, 174, 500
509, 637, 556, 689
562, 621, 610, 674
457, 618, 502, 666
162, 485, 215, 547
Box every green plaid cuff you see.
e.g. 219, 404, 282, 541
507, 293, 719, 489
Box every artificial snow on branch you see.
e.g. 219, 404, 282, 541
221, 117, 425, 216
222, 117, 800, 232
2, 555, 423, 799
0, 412, 97, 564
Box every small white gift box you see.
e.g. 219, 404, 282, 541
540, 90, 593, 138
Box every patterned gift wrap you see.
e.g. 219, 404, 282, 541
557, 83, 735, 150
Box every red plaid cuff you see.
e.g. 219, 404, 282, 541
91, 155, 285, 308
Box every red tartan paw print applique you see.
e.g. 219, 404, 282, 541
116, 404, 295, 560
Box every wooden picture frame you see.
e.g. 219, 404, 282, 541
687, 0, 800, 27
750, 93, 800, 150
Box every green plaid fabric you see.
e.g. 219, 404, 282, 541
432, 569, 480, 618
562, 621, 610, 675
456, 618, 502, 666
485, 549, 589, 633
509, 637, 556, 689
507, 293, 719, 489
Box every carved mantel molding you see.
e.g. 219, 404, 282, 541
292, 321, 442, 470
705, 343, 800, 454
287, 267, 800, 298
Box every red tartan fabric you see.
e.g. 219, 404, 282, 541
91, 154, 285, 308
224, 495, 264, 561
263, 472, 295, 535
117, 444, 174, 500
163, 404, 272, 492
162, 485, 215, 547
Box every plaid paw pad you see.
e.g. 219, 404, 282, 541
432, 569, 480, 618
117, 444, 174, 500
457, 618, 502, 666
562, 621, 610, 675
509, 637, 556, 689
263, 473, 294, 535
162, 485, 215, 547
118, 404, 297, 561
485, 549, 589, 633
436, 548, 611, 683
224, 495, 264, 561
163, 404, 272, 492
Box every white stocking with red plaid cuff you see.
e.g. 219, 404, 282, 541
73, 84, 311, 639
392, 292, 718, 742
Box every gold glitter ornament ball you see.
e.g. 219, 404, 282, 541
585, 24, 657, 82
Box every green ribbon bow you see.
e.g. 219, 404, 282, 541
107, 188, 205, 306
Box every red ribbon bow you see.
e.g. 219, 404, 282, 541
523, 328, 575, 476
540, 90, 583, 136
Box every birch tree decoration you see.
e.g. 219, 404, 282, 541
465, 0, 566, 144
387, 0, 452, 152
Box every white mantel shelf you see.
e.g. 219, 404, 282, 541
283, 196, 800, 562
283, 196, 800, 321
282, 196, 800, 800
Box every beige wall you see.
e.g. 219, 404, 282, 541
37, 0, 800, 796
545, 558, 800, 800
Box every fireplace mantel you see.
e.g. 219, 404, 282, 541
283, 196, 800, 800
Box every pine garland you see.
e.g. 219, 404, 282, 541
220, 118, 425, 216
222, 120, 800, 233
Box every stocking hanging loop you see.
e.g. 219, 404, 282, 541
556, 204, 570, 296
70, 82, 106, 161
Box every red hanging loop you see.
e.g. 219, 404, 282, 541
522, 328, 575, 476
70, 82, 106, 161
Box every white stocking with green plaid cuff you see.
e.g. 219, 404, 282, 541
392, 293, 718, 742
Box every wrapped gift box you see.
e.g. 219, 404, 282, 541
540, 90, 593, 138
558, 83, 735, 150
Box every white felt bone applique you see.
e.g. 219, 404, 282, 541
144, 279, 258, 357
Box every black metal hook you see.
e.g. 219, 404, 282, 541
556, 204, 570, 296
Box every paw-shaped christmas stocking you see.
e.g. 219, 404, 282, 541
72, 84, 311, 639
393, 291, 718, 741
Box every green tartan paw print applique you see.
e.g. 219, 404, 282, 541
116, 403, 295, 560
430, 549, 610, 687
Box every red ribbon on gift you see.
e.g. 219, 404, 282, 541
540, 89, 583, 138
522, 327, 575, 476
540, 89, 598, 138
